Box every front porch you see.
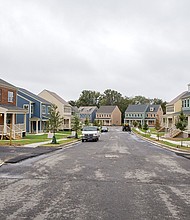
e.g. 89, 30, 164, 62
0, 105, 27, 140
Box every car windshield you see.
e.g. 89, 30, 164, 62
83, 126, 98, 131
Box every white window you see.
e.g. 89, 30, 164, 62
31, 104, 34, 114
8, 91, 14, 102
23, 104, 29, 113
42, 105, 46, 114
47, 106, 51, 114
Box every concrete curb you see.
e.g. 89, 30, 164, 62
133, 131, 190, 155
0, 139, 81, 166
0, 160, 4, 167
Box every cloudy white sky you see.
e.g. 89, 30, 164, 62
0, 0, 190, 102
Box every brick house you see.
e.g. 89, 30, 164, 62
0, 79, 27, 139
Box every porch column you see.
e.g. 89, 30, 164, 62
12, 113, 15, 127
24, 113, 27, 132
36, 121, 39, 134
188, 116, 190, 130
3, 113, 7, 134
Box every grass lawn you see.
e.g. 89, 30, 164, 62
132, 128, 190, 151
0, 131, 73, 146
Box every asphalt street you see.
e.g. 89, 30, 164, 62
0, 127, 189, 220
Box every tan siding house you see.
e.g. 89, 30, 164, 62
96, 106, 121, 126
38, 89, 72, 130
163, 91, 187, 130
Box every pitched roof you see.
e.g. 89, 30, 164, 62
18, 88, 51, 105
167, 91, 188, 105
146, 105, 160, 113
42, 89, 70, 106
0, 104, 27, 112
0, 78, 17, 89
79, 106, 97, 114
96, 106, 117, 113
125, 104, 148, 113
181, 91, 190, 99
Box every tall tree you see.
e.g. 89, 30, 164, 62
130, 96, 150, 105
76, 90, 101, 107
100, 89, 123, 106
71, 114, 81, 139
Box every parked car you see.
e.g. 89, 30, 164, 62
101, 126, 108, 132
81, 126, 100, 142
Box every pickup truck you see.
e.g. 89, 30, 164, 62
81, 126, 100, 142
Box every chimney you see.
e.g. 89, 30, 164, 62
188, 83, 190, 92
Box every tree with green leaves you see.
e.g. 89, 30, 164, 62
84, 117, 90, 126
175, 110, 188, 146
100, 89, 123, 106
76, 90, 101, 107
71, 114, 81, 139
155, 117, 161, 140
48, 104, 64, 144
143, 121, 149, 133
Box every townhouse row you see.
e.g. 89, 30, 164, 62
0, 78, 122, 139
124, 83, 190, 138
1, 77, 189, 139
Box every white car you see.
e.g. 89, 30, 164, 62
82, 126, 100, 142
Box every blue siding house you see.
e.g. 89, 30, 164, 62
78, 106, 98, 123
17, 88, 52, 133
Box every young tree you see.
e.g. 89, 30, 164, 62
71, 114, 81, 139
48, 104, 64, 144
84, 117, 90, 126
138, 122, 142, 129
155, 117, 161, 140
133, 121, 138, 128
175, 110, 188, 146
143, 121, 149, 134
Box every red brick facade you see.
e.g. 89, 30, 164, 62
0, 87, 17, 105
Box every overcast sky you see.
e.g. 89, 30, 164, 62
0, 0, 190, 102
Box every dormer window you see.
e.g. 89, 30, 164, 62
150, 107, 154, 112
23, 104, 29, 113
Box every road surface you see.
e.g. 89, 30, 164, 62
0, 127, 189, 219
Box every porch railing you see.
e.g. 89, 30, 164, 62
0, 124, 25, 139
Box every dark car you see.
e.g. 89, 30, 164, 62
101, 126, 108, 132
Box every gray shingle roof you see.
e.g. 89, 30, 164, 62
146, 105, 160, 113
181, 91, 190, 99
79, 106, 97, 114
96, 106, 117, 113
0, 78, 17, 89
167, 91, 187, 105
19, 88, 51, 105
125, 104, 148, 113
0, 104, 27, 112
